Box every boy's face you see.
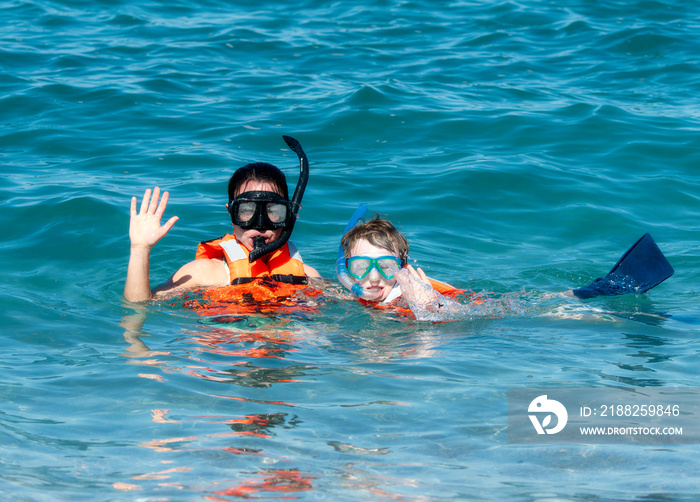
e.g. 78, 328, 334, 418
229, 181, 284, 252
349, 238, 399, 302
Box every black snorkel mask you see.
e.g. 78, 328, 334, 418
228, 135, 309, 263
229, 191, 292, 231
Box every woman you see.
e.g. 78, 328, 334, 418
124, 138, 320, 303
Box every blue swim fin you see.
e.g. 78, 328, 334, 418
572, 233, 674, 300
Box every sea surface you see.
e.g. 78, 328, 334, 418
2, 0, 700, 500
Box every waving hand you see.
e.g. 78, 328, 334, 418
129, 187, 179, 250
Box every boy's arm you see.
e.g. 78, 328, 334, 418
123, 187, 179, 303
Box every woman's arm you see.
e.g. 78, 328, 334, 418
303, 263, 321, 278
123, 187, 179, 302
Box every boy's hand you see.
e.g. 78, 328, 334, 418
129, 187, 179, 250
405, 264, 431, 285
396, 264, 440, 308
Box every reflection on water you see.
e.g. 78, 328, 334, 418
207, 469, 314, 499
225, 413, 301, 438
114, 278, 698, 501
187, 326, 297, 360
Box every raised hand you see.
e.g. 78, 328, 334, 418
129, 187, 179, 250
394, 264, 440, 309
405, 264, 431, 285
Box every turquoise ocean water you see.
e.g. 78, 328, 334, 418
2, 0, 700, 499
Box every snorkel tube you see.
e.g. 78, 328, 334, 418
248, 135, 309, 263
337, 204, 375, 299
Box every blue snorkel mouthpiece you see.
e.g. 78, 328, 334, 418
337, 204, 375, 299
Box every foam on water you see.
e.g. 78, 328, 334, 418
394, 268, 531, 321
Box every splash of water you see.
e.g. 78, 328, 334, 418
394, 269, 528, 321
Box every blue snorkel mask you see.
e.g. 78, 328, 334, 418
346, 256, 404, 280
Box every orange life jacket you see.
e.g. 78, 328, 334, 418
195, 234, 307, 285
180, 276, 322, 317
427, 277, 460, 296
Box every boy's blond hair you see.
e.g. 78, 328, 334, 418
341, 216, 409, 261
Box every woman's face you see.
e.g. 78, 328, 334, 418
349, 238, 399, 302
230, 181, 284, 252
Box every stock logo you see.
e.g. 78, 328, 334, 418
528, 395, 568, 434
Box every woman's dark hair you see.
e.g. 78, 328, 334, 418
228, 162, 289, 200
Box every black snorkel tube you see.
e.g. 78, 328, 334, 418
248, 135, 309, 263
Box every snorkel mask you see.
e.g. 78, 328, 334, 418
229, 191, 292, 231
346, 256, 404, 280
228, 135, 309, 263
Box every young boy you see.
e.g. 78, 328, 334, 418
339, 215, 674, 310
124, 139, 320, 303
339, 216, 458, 305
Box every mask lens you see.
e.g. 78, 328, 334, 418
236, 202, 257, 224
266, 203, 287, 224
348, 258, 372, 279
377, 258, 400, 279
